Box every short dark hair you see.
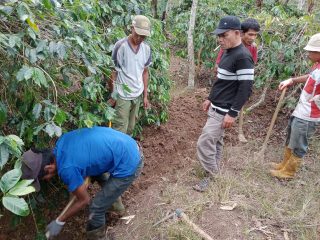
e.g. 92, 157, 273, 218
241, 18, 260, 33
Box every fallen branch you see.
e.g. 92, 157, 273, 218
247, 225, 275, 237
238, 108, 247, 143
246, 78, 272, 113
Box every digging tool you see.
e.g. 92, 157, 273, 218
238, 108, 247, 143
46, 177, 90, 239
153, 209, 214, 240
153, 211, 176, 227
175, 209, 214, 240
256, 88, 287, 159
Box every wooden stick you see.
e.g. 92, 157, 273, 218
175, 209, 213, 240
238, 108, 247, 143
180, 212, 214, 240
46, 177, 90, 239
153, 212, 176, 227
259, 88, 287, 156
57, 177, 90, 219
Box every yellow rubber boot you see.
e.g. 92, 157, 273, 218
270, 147, 292, 170
270, 154, 302, 179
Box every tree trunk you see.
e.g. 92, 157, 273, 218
165, 0, 172, 16
187, 0, 198, 88
161, 0, 172, 35
307, 0, 314, 13
298, 0, 306, 10
256, 0, 263, 8
151, 0, 158, 18
196, 46, 203, 78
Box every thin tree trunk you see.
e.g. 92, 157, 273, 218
151, 0, 158, 19
196, 46, 203, 78
246, 78, 271, 113
161, 0, 172, 36
165, 0, 172, 16
307, 0, 314, 13
187, 0, 198, 88
256, 0, 263, 8
298, 0, 306, 10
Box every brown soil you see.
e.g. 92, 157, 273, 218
0, 56, 310, 240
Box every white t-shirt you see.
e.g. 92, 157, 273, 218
112, 37, 152, 100
292, 63, 320, 122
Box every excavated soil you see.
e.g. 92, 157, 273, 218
0, 56, 306, 240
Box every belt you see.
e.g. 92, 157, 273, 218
211, 107, 227, 116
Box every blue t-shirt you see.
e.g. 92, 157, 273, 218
54, 127, 140, 192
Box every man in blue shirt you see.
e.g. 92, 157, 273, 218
21, 127, 143, 239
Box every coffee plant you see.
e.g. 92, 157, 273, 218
0, 0, 170, 217
168, 0, 320, 87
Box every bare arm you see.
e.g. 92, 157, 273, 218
58, 183, 91, 222
279, 74, 309, 90
142, 68, 150, 109
292, 74, 309, 84
108, 70, 117, 93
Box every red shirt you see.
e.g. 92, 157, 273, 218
216, 44, 258, 65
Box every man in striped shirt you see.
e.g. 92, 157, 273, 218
194, 16, 254, 192
214, 18, 260, 74
270, 33, 320, 179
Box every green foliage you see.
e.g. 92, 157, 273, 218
169, 0, 320, 88
0, 135, 35, 217
253, 9, 320, 88
0, 0, 170, 147
169, 0, 255, 68
0, 0, 170, 220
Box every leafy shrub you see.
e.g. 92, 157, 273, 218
0, 0, 170, 219
168, 0, 320, 88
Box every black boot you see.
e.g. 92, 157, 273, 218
86, 225, 108, 240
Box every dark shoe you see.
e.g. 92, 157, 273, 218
86, 226, 108, 240
193, 177, 210, 192
107, 197, 125, 215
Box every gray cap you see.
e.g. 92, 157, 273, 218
21, 149, 53, 192
212, 16, 241, 35
21, 150, 42, 192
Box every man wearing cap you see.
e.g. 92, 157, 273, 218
194, 16, 254, 192
213, 18, 260, 143
21, 127, 143, 239
107, 14, 151, 214
108, 15, 152, 135
214, 18, 260, 75
270, 33, 320, 179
